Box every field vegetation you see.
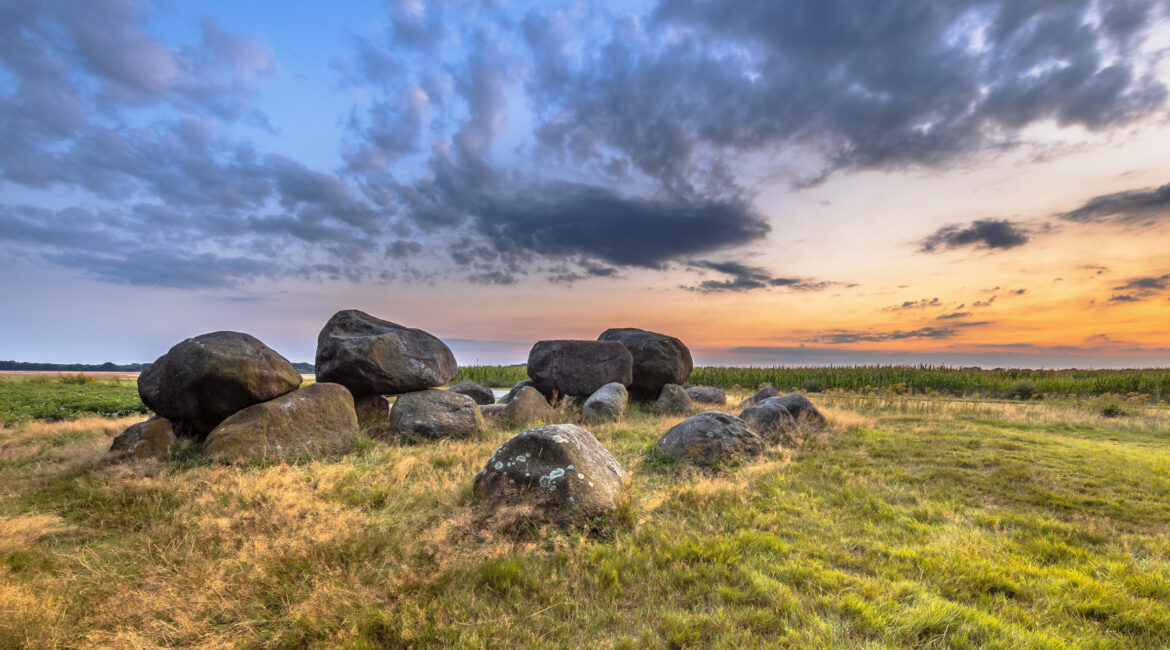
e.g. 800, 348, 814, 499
0, 375, 149, 425
1, 381, 1168, 647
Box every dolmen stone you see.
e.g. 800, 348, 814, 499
203, 382, 358, 463
654, 383, 693, 414
598, 328, 693, 401
481, 386, 554, 424
656, 411, 765, 466
447, 381, 495, 405
354, 394, 391, 424
686, 386, 727, 405
737, 385, 780, 409
384, 389, 485, 440
738, 397, 798, 445
104, 417, 178, 463
138, 331, 302, 438
582, 382, 628, 423
315, 309, 457, 397
473, 424, 623, 522
772, 393, 828, 428
527, 340, 633, 398
498, 379, 537, 404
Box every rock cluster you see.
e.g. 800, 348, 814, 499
597, 328, 693, 400
527, 340, 633, 398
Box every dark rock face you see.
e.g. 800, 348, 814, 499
738, 397, 798, 445
354, 394, 391, 424
581, 382, 628, 423
138, 331, 302, 438
315, 310, 457, 397
527, 340, 633, 398
473, 424, 623, 521
737, 385, 780, 409
686, 386, 727, 405
598, 328, 693, 400
203, 383, 359, 463
384, 389, 485, 440
498, 379, 537, 404
447, 381, 495, 405
773, 393, 828, 429
481, 386, 554, 424
654, 383, 693, 414
656, 411, 764, 466
104, 417, 178, 462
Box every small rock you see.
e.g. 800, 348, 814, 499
104, 417, 178, 462
203, 383, 358, 463
685, 386, 726, 405
481, 386, 554, 424
498, 379, 537, 404
473, 424, 623, 521
315, 309, 457, 397
654, 383, 693, 414
772, 393, 828, 429
738, 397, 798, 445
656, 411, 764, 466
384, 389, 485, 440
527, 340, 633, 397
447, 381, 495, 405
581, 382, 628, 423
737, 385, 780, 409
598, 328, 693, 400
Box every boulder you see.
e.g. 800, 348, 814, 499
654, 383, 693, 414
738, 397, 798, 445
686, 386, 727, 405
138, 331, 302, 438
354, 394, 391, 423
498, 379, 537, 404
314, 309, 457, 397
773, 393, 828, 429
737, 385, 780, 409
481, 386, 554, 424
104, 417, 178, 462
656, 411, 765, 466
598, 328, 693, 400
384, 389, 485, 440
527, 340, 633, 397
447, 381, 495, 405
473, 424, 623, 521
203, 383, 358, 463
581, 382, 628, 423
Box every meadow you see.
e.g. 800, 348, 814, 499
1, 377, 1169, 647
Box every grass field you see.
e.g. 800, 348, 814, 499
0, 375, 149, 425
1, 385, 1168, 647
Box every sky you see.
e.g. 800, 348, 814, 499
1, 0, 1170, 368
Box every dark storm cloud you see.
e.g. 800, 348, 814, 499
920, 219, 1030, 253
50, 250, 276, 290
1058, 182, 1170, 224
682, 260, 832, 293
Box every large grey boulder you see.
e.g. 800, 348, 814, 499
686, 386, 726, 405
481, 386, 554, 424
315, 309, 457, 397
581, 382, 628, 423
773, 393, 828, 428
384, 389, 485, 440
527, 340, 633, 398
138, 331, 302, 438
738, 397, 798, 445
203, 383, 358, 463
104, 417, 178, 463
737, 385, 780, 409
473, 424, 623, 522
656, 411, 765, 466
654, 383, 693, 414
447, 381, 495, 405
598, 328, 693, 400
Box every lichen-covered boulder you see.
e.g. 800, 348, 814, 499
739, 397, 798, 445
104, 417, 178, 462
315, 309, 457, 397
737, 385, 780, 409
686, 386, 727, 405
598, 328, 693, 400
384, 389, 485, 440
354, 394, 391, 423
527, 340, 633, 398
654, 383, 693, 414
203, 383, 358, 463
481, 386, 554, 424
773, 393, 828, 429
473, 424, 623, 521
498, 379, 537, 404
138, 331, 302, 438
581, 382, 628, 423
447, 381, 495, 405
656, 411, 765, 466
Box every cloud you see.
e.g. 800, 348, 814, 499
1059, 182, 1170, 224
808, 322, 989, 344
920, 219, 1030, 253
883, 298, 941, 312
937, 311, 971, 320
682, 260, 833, 293
1109, 294, 1141, 302
1113, 274, 1170, 291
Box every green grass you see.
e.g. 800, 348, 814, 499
0, 376, 149, 425
1, 391, 1168, 646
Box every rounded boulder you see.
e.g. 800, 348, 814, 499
686, 386, 727, 405
738, 397, 798, 445
385, 389, 485, 440
104, 417, 178, 463
598, 328, 693, 400
656, 411, 765, 466
447, 381, 495, 405
581, 382, 628, 423
315, 309, 457, 397
527, 340, 633, 398
653, 383, 693, 414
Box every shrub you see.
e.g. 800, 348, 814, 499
1006, 381, 1036, 400
802, 378, 826, 393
